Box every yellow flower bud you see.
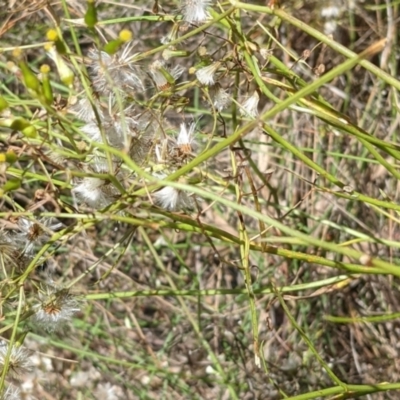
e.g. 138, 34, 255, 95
119, 29, 132, 42
46, 29, 67, 54
46, 29, 58, 42
40, 64, 51, 74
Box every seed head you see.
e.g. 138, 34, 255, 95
210, 84, 231, 112
181, 0, 211, 24
72, 177, 116, 209
88, 46, 145, 95
240, 91, 259, 118
176, 122, 196, 155
70, 97, 102, 123
0, 231, 20, 269
160, 24, 179, 45
1, 384, 21, 400
0, 341, 33, 380
17, 217, 63, 254
94, 383, 121, 400
32, 280, 82, 333
321, 5, 340, 19
153, 175, 194, 211
148, 61, 184, 91
195, 62, 220, 86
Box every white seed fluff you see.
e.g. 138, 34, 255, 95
196, 63, 220, 86
240, 91, 260, 118
181, 0, 211, 23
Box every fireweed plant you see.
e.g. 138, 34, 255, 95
1, 0, 400, 398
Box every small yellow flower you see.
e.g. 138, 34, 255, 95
119, 29, 132, 42
46, 29, 58, 42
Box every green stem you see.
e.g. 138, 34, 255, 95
85, 275, 351, 300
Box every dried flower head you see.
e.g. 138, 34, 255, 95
0, 341, 33, 380
240, 91, 259, 118
176, 122, 196, 155
149, 61, 184, 91
94, 382, 122, 400
125, 113, 159, 164
320, 4, 340, 34
1, 384, 21, 400
181, 0, 211, 23
88, 46, 145, 95
71, 97, 104, 124
153, 176, 195, 211
210, 84, 231, 112
81, 117, 130, 147
72, 177, 117, 209
155, 139, 170, 164
321, 5, 340, 19
32, 280, 81, 332
0, 231, 19, 268
161, 24, 179, 45
16, 217, 63, 254
195, 62, 220, 86
79, 99, 142, 149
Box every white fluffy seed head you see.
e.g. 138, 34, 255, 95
72, 178, 113, 209
181, 0, 211, 23
177, 122, 196, 152
153, 175, 194, 211
195, 62, 220, 86
72, 97, 104, 123
0, 232, 18, 267
1, 384, 21, 400
16, 217, 63, 255
324, 20, 338, 35
88, 46, 145, 95
149, 61, 184, 91
210, 84, 231, 112
240, 91, 260, 118
32, 281, 81, 333
80, 122, 103, 142
94, 383, 121, 400
321, 5, 340, 19
0, 341, 33, 380
154, 186, 181, 211
154, 185, 194, 211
